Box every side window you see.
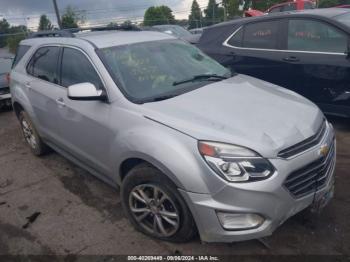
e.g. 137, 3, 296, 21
243, 21, 279, 49
60, 48, 103, 89
269, 6, 281, 13
12, 45, 30, 69
287, 19, 347, 53
282, 3, 296, 11
27, 46, 60, 83
227, 27, 243, 47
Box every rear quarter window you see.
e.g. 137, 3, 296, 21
227, 27, 243, 47
12, 45, 31, 69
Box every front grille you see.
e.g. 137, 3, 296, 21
284, 139, 335, 198
278, 120, 327, 159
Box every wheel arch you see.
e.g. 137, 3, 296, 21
13, 101, 24, 119
118, 154, 185, 190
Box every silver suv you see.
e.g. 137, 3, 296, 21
10, 29, 336, 243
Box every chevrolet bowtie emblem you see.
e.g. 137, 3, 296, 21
319, 144, 329, 157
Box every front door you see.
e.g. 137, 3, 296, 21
55, 47, 114, 176
282, 18, 350, 116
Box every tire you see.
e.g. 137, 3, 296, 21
121, 163, 197, 242
19, 111, 49, 156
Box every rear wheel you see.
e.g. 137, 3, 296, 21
121, 164, 197, 242
19, 111, 49, 156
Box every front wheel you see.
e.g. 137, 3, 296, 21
121, 164, 197, 242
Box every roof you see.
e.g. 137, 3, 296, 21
197, 8, 350, 52
208, 8, 350, 29
22, 30, 176, 49
77, 30, 175, 48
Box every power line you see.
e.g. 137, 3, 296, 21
1, 1, 226, 30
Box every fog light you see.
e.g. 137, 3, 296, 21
217, 212, 264, 230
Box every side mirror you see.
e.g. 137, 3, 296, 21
67, 83, 106, 101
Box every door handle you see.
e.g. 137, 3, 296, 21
25, 82, 31, 90
283, 56, 300, 62
56, 98, 66, 107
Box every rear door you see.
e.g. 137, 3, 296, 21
223, 19, 291, 88
26, 46, 65, 142
282, 18, 350, 116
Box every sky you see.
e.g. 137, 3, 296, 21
0, 0, 209, 30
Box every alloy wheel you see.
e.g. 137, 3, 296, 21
21, 119, 37, 149
129, 184, 180, 237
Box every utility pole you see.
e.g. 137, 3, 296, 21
212, 3, 215, 25
52, 0, 62, 29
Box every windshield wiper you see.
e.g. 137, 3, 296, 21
173, 74, 228, 86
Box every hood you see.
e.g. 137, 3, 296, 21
141, 74, 324, 158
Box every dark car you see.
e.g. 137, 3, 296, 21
0, 56, 13, 109
197, 8, 350, 117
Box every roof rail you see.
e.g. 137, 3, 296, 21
27, 25, 141, 39
28, 30, 75, 38
86, 24, 141, 32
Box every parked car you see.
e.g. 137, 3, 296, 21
335, 5, 350, 8
0, 56, 13, 109
149, 24, 200, 44
197, 8, 350, 118
11, 29, 335, 243
189, 27, 204, 34
245, 0, 315, 17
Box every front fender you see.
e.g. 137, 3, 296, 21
110, 120, 224, 194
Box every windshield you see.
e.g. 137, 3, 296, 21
101, 40, 230, 103
334, 12, 350, 27
154, 25, 192, 38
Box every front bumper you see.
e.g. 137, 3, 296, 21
180, 123, 336, 243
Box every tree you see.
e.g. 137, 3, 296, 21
188, 0, 202, 29
143, 5, 175, 26
38, 15, 53, 31
204, 0, 222, 26
318, 0, 340, 7
222, 0, 241, 19
6, 25, 27, 53
7, 33, 25, 53
61, 6, 83, 29
0, 19, 10, 48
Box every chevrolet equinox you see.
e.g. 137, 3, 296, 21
10, 29, 336, 243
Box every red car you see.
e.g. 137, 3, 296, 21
336, 5, 350, 8
245, 0, 315, 17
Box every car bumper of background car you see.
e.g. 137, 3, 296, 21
0, 92, 12, 108
179, 124, 336, 243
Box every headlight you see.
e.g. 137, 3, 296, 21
198, 141, 274, 182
